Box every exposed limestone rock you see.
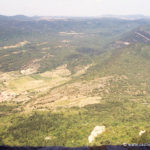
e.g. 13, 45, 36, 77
116, 41, 130, 46
139, 130, 146, 136
20, 67, 38, 75
62, 40, 70, 43
20, 59, 41, 75
41, 64, 71, 78
0, 91, 17, 102
36, 42, 48, 46
45, 136, 52, 140
88, 126, 106, 143
42, 47, 51, 50
0, 41, 29, 50
73, 64, 93, 77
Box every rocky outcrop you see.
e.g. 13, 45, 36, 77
88, 126, 106, 143
0, 91, 17, 102
139, 130, 146, 136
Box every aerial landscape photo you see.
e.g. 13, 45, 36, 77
0, 0, 150, 148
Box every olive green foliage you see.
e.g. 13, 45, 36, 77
1, 98, 150, 146
1, 16, 150, 146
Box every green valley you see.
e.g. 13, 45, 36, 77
0, 15, 150, 147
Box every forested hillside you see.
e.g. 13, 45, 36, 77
0, 15, 150, 146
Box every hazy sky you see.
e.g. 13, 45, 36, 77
0, 0, 150, 16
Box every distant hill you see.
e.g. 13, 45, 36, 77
100, 14, 150, 20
